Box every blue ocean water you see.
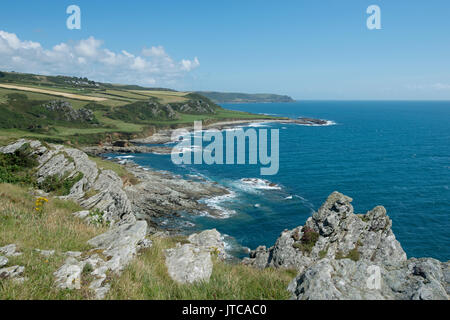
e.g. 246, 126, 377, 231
111, 101, 450, 261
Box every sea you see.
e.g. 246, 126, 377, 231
108, 101, 450, 261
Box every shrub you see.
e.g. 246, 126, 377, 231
292, 227, 320, 254
39, 172, 84, 196
0, 143, 38, 185
87, 208, 109, 227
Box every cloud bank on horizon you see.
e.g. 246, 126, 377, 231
0, 30, 200, 86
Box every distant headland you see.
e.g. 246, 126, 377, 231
195, 91, 295, 104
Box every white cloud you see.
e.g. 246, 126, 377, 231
0, 30, 200, 86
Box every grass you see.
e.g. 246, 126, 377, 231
0, 183, 107, 300
0, 84, 107, 102
107, 237, 296, 300
0, 181, 296, 300
0, 78, 284, 147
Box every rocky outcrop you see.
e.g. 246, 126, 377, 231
244, 192, 406, 271
244, 191, 449, 300
54, 218, 149, 299
287, 257, 449, 300
43, 100, 95, 122
164, 229, 226, 284
0, 139, 133, 223
123, 164, 229, 223
1, 139, 228, 226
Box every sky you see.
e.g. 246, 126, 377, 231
1, 0, 450, 100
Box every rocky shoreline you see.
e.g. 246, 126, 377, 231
1, 139, 448, 300
131, 117, 333, 145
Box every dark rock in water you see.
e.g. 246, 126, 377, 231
295, 117, 328, 125
243, 191, 449, 300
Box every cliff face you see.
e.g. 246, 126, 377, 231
244, 192, 449, 300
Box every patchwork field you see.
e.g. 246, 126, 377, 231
0, 71, 281, 146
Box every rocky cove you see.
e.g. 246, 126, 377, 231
0, 139, 448, 300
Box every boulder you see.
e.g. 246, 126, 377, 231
0, 244, 22, 257
188, 229, 227, 259
0, 266, 25, 280
165, 243, 213, 284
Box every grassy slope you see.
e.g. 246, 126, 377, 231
0, 72, 282, 146
0, 183, 107, 299
0, 182, 295, 300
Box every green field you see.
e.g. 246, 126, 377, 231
0, 71, 283, 146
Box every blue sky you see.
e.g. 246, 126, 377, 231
1, 0, 450, 100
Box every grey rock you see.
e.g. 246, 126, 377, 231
0, 244, 22, 257
0, 266, 25, 280
73, 210, 90, 219
246, 192, 407, 272
54, 257, 84, 290
289, 257, 449, 300
188, 229, 227, 259
55, 220, 148, 298
64, 251, 83, 258
12, 277, 28, 284
87, 220, 147, 273
35, 249, 55, 257
165, 243, 213, 284
0, 256, 8, 268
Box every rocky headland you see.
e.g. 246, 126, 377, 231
243, 192, 449, 300
0, 139, 448, 300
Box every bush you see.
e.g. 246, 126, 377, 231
292, 227, 320, 254
0, 143, 38, 184
39, 172, 84, 196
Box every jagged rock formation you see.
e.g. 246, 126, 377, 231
176, 99, 217, 114
164, 229, 226, 284
287, 257, 449, 300
0, 139, 227, 225
244, 192, 449, 300
43, 100, 95, 122
0, 139, 132, 223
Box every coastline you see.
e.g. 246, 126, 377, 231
130, 117, 333, 145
